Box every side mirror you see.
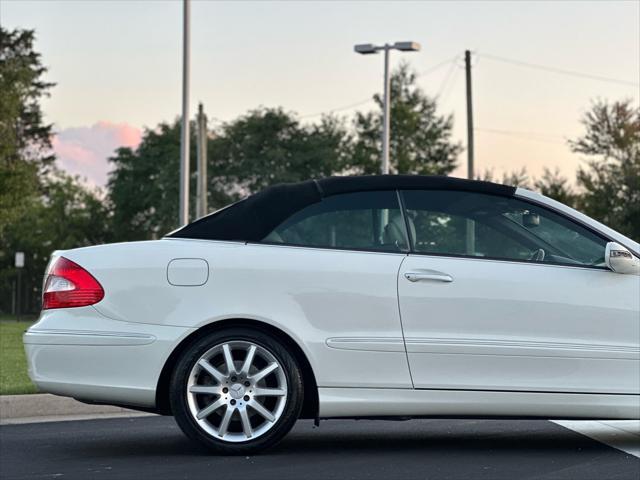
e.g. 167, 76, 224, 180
605, 242, 640, 275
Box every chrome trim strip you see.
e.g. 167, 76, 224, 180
326, 337, 407, 353
405, 337, 640, 360
24, 329, 156, 346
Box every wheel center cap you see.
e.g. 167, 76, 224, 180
229, 383, 245, 400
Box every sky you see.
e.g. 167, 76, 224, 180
1, 0, 639, 187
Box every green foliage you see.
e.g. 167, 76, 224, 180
0, 27, 55, 239
478, 168, 531, 188
0, 27, 83, 314
534, 168, 577, 208
107, 109, 352, 241
570, 99, 640, 241
0, 161, 39, 238
479, 167, 577, 208
107, 121, 203, 240
0, 28, 55, 167
351, 63, 462, 175
0, 170, 111, 314
210, 108, 351, 194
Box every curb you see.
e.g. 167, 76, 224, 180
0, 394, 153, 425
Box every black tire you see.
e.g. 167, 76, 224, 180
169, 327, 304, 455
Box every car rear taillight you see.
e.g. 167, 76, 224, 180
42, 256, 104, 310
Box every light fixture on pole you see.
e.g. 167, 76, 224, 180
354, 41, 421, 174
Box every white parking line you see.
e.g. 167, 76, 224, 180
553, 420, 640, 458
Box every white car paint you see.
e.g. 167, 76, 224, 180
24, 189, 640, 420
398, 255, 639, 394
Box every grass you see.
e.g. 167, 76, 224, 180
0, 315, 38, 395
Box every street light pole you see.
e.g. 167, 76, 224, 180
179, 0, 191, 226
15, 252, 24, 322
381, 46, 391, 175
354, 41, 421, 175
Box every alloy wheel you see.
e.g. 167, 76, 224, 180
186, 341, 288, 443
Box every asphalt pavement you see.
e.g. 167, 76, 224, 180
1, 416, 638, 480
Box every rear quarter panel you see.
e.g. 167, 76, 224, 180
63, 239, 411, 389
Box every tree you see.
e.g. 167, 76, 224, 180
0, 27, 55, 237
108, 110, 352, 241
534, 168, 576, 207
478, 167, 577, 207
569, 99, 639, 240
0, 28, 55, 167
351, 63, 461, 175
477, 168, 531, 188
107, 120, 202, 241
210, 108, 350, 194
0, 170, 111, 313
0, 27, 55, 313
0, 28, 113, 314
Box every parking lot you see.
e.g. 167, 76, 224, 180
1, 416, 638, 480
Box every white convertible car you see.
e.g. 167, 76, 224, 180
24, 175, 640, 454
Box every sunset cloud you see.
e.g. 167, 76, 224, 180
52, 121, 142, 187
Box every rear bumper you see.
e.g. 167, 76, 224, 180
23, 306, 194, 408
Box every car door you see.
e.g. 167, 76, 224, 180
255, 189, 413, 389
397, 189, 640, 394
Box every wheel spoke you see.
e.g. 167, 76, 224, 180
249, 400, 275, 422
189, 385, 219, 395
222, 344, 236, 375
249, 362, 278, 383
239, 407, 253, 438
240, 345, 257, 376
198, 359, 226, 383
196, 398, 225, 420
253, 387, 286, 397
218, 405, 234, 437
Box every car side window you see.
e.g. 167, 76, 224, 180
262, 191, 408, 252
401, 189, 607, 267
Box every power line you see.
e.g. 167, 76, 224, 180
474, 127, 568, 145
476, 127, 566, 139
478, 52, 639, 87
301, 50, 636, 122
299, 55, 459, 120
416, 55, 460, 77
435, 58, 459, 98
439, 66, 462, 104
299, 97, 374, 120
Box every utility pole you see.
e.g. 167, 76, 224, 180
465, 50, 476, 255
465, 50, 474, 180
179, 0, 191, 226
196, 103, 208, 218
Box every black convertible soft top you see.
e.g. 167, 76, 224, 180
167, 175, 516, 242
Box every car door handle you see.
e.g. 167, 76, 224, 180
404, 271, 453, 283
